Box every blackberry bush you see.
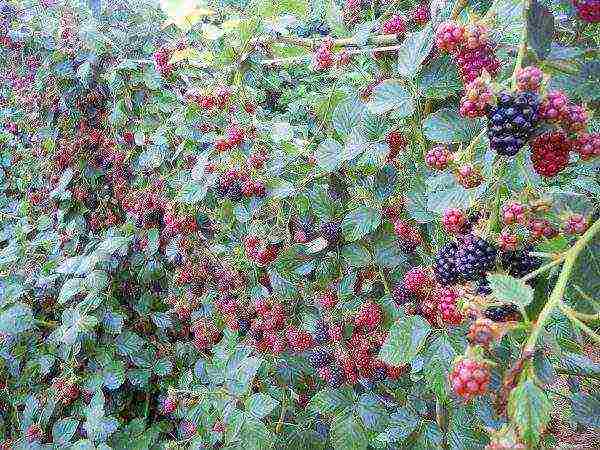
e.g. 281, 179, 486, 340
1, 1, 598, 449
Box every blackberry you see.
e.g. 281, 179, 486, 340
484, 304, 522, 322
476, 277, 492, 295
328, 366, 345, 387
309, 349, 333, 368
500, 247, 542, 279
455, 235, 497, 281
227, 181, 243, 201
372, 366, 387, 381
392, 285, 415, 305
320, 221, 342, 246
238, 318, 251, 336
314, 320, 329, 344
487, 91, 540, 157
434, 242, 461, 286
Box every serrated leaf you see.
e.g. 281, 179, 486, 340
342, 207, 381, 241
417, 56, 462, 99
59, 278, 85, 304
331, 411, 369, 450
487, 274, 534, 307
396, 25, 435, 79
423, 109, 483, 143
571, 392, 600, 429
508, 380, 552, 445
527, 0, 554, 60
315, 138, 344, 172
52, 417, 78, 445
0, 303, 33, 334
379, 316, 431, 366
332, 97, 365, 137
367, 80, 415, 117
179, 181, 208, 203
308, 388, 354, 415
341, 243, 371, 267
245, 393, 279, 419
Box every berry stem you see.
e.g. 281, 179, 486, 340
524, 217, 600, 354
520, 255, 564, 282
378, 266, 391, 294
511, 0, 531, 90
558, 303, 600, 344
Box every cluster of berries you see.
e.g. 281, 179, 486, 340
385, 130, 408, 160
392, 219, 423, 251
215, 124, 245, 151
381, 14, 407, 35
244, 236, 279, 266
153, 47, 173, 77
435, 21, 500, 84
216, 168, 266, 201
51, 378, 80, 405
191, 320, 222, 351
573, 0, 600, 22
192, 85, 232, 110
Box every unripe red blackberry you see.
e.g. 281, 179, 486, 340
426, 145, 452, 170
498, 230, 518, 251
386, 130, 407, 159
563, 213, 588, 235
404, 267, 433, 295
382, 14, 407, 35
328, 323, 343, 342
442, 208, 468, 234
454, 43, 500, 83
412, 3, 430, 25
449, 358, 491, 400
560, 103, 588, 134
314, 39, 334, 70
337, 49, 352, 66
160, 396, 177, 414
501, 201, 527, 225
355, 301, 383, 330
25, 424, 43, 443
179, 420, 197, 438
455, 164, 483, 188
435, 21, 464, 53
573, 0, 600, 22
467, 318, 496, 346
530, 131, 572, 177
515, 66, 544, 92
318, 290, 338, 309
528, 218, 558, 239
574, 132, 600, 160
539, 90, 569, 122
393, 219, 422, 250
438, 287, 463, 325
460, 78, 494, 118
286, 327, 314, 352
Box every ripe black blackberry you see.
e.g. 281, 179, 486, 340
227, 181, 243, 201
484, 304, 522, 322
328, 366, 345, 387
309, 349, 333, 368
500, 247, 542, 279
372, 366, 387, 381
434, 242, 461, 286
487, 91, 540, 157
476, 277, 492, 295
314, 320, 329, 344
238, 318, 251, 336
392, 285, 415, 305
455, 235, 497, 281
320, 221, 342, 246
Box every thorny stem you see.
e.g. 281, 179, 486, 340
524, 218, 600, 354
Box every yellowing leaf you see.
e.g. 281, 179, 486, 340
202, 23, 224, 40
159, 0, 214, 31
170, 47, 214, 66
222, 19, 242, 32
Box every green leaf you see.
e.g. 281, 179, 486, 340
331, 411, 369, 450
308, 388, 354, 416
332, 97, 366, 137
486, 274, 534, 308
417, 56, 462, 99
508, 380, 552, 446
58, 278, 85, 304
378, 316, 431, 366
423, 108, 483, 143
316, 138, 344, 172
341, 243, 372, 267
571, 392, 600, 429
153, 358, 173, 377
342, 207, 381, 241
367, 80, 415, 117
424, 356, 449, 402
52, 417, 79, 445
179, 181, 208, 203
245, 393, 279, 419
527, 0, 554, 60
0, 303, 33, 334
356, 394, 389, 431
396, 25, 435, 79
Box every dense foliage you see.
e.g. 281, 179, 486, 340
1, 0, 599, 449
